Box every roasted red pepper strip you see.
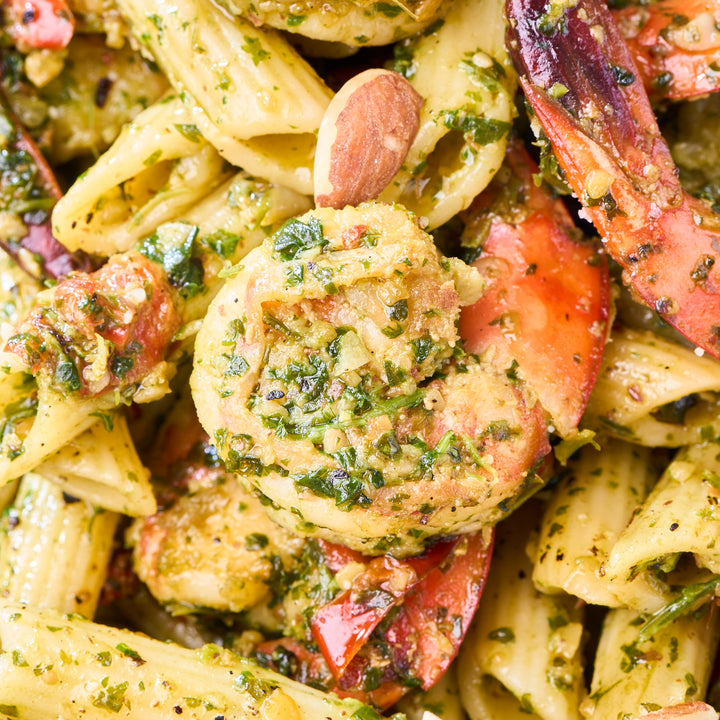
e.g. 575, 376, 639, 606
6, 0, 74, 50
311, 538, 457, 678
259, 532, 493, 710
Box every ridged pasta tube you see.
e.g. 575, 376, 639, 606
532, 439, 669, 613
116, 0, 332, 138
0, 474, 119, 617
583, 606, 720, 720
605, 441, 720, 581
0, 600, 376, 720
378, 0, 515, 229
584, 328, 720, 447
458, 504, 585, 720
37, 414, 156, 516
53, 94, 231, 256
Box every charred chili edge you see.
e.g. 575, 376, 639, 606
0, 85, 93, 280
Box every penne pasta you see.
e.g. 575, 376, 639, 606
605, 441, 720, 583
117, 0, 333, 138
218, 0, 447, 46
584, 327, 720, 447
379, 0, 515, 229
53, 94, 231, 256
0, 600, 376, 720
533, 438, 669, 612
583, 606, 720, 720
458, 505, 585, 720
37, 413, 156, 516
0, 474, 119, 617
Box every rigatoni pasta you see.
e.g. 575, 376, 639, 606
532, 438, 668, 612
583, 328, 720, 447
459, 505, 585, 720
583, 606, 720, 720
0, 600, 373, 720
0, 474, 118, 617
116, 0, 333, 138
379, 0, 515, 228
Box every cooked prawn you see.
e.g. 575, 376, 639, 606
130, 400, 305, 615
3, 0, 74, 50
507, 0, 720, 358
612, 0, 720, 100
191, 190, 608, 556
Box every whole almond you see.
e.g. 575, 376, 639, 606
314, 69, 423, 209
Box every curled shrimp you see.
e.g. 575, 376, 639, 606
191, 191, 608, 556
219, 0, 447, 47
507, 0, 720, 358
612, 0, 720, 100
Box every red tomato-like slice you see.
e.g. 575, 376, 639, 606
257, 533, 493, 711
311, 539, 457, 678
459, 139, 609, 438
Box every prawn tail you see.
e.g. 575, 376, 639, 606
506, 0, 720, 358
0, 92, 92, 279
459, 138, 609, 437
612, 0, 720, 100
506, 0, 675, 192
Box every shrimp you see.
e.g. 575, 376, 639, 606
0, 92, 90, 280
612, 0, 720, 100
218, 0, 447, 47
506, 0, 720, 359
130, 402, 305, 615
191, 193, 608, 556
0, 166, 310, 483
3, 0, 74, 50
129, 389, 493, 706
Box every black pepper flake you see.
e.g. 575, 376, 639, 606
328, 469, 349, 484
669, 522, 679, 531
610, 64, 635, 85
62, 492, 81, 504
266, 389, 285, 400
173, 706, 183, 714
95, 77, 113, 108
22, 6, 37, 24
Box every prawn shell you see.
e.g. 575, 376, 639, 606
507, 0, 720, 358
459, 140, 609, 437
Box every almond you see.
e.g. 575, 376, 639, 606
314, 69, 423, 209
